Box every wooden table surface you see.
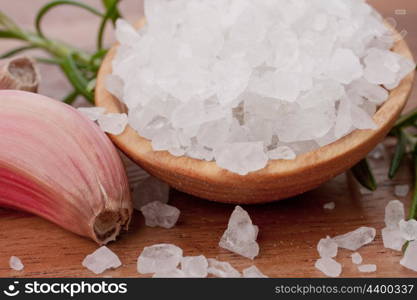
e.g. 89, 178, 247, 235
1, 0, 417, 278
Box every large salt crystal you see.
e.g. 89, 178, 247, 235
110, 0, 416, 175
385, 200, 405, 229
358, 264, 377, 273
132, 176, 170, 210
153, 268, 186, 278
97, 113, 128, 135
333, 227, 376, 251
137, 244, 183, 274
317, 236, 338, 258
400, 240, 417, 272
181, 255, 208, 278
394, 185, 410, 198
9, 256, 24, 271
207, 259, 241, 278
140, 201, 180, 229
82, 246, 122, 274
315, 258, 342, 278
399, 219, 417, 241
323, 202, 336, 210
382, 227, 406, 251
351, 252, 363, 265
219, 206, 259, 259
242, 266, 268, 278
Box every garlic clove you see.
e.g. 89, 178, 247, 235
0, 90, 132, 244
0, 56, 40, 92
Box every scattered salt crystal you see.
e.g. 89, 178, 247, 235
77, 107, 106, 121
82, 246, 121, 274
132, 176, 170, 210
399, 219, 417, 241
323, 202, 336, 210
400, 240, 417, 272
333, 227, 376, 251
140, 201, 180, 229
219, 206, 259, 259
153, 268, 186, 278
385, 200, 405, 229
317, 236, 338, 258
97, 113, 128, 135
242, 266, 268, 278
382, 227, 406, 251
207, 259, 241, 278
358, 264, 377, 273
351, 252, 363, 265
9, 256, 24, 271
394, 185, 410, 198
137, 244, 183, 274
110, 0, 416, 175
369, 144, 384, 160
181, 255, 208, 278
267, 146, 296, 160
315, 258, 342, 278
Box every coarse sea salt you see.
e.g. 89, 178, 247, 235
317, 236, 338, 258
394, 185, 410, 197
181, 255, 208, 278
382, 200, 406, 250
137, 244, 183, 274
207, 258, 241, 278
358, 264, 377, 273
132, 176, 170, 210
400, 240, 417, 272
82, 246, 122, 274
315, 257, 342, 278
219, 206, 259, 259
9, 256, 24, 271
351, 252, 363, 265
323, 202, 336, 210
109, 0, 415, 175
399, 219, 417, 241
333, 227, 376, 251
140, 201, 180, 229
242, 265, 268, 278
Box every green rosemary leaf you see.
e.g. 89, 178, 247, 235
101, 0, 122, 24
35, 0, 103, 38
97, 0, 119, 50
62, 90, 79, 104
351, 159, 377, 191
36, 57, 63, 65
394, 108, 417, 130
0, 30, 23, 39
60, 53, 93, 103
388, 129, 407, 179
0, 46, 38, 59
409, 144, 417, 220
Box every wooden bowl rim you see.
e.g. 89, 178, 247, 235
95, 19, 416, 183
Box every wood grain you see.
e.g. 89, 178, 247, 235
1, 0, 417, 278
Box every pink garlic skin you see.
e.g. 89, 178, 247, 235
0, 90, 132, 244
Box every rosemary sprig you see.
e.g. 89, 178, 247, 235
0, 0, 122, 103
352, 159, 377, 191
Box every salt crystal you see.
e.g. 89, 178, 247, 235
400, 240, 417, 272
132, 176, 170, 210
351, 252, 363, 265
137, 244, 183, 274
394, 185, 410, 197
77, 107, 106, 121
181, 255, 208, 278
315, 258, 342, 278
9, 256, 24, 271
382, 227, 406, 251
399, 219, 417, 241
207, 259, 241, 278
317, 236, 338, 258
333, 227, 376, 251
219, 206, 259, 259
110, 0, 415, 175
358, 264, 377, 273
97, 113, 128, 135
385, 200, 405, 229
323, 202, 336, 210
140, 201, 180, 229
267, 146, 296, 160
153, 268, 186, 278
82, 246, 121, 274
242, 266, 268, 278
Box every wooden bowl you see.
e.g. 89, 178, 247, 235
95, 19, 415, 204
